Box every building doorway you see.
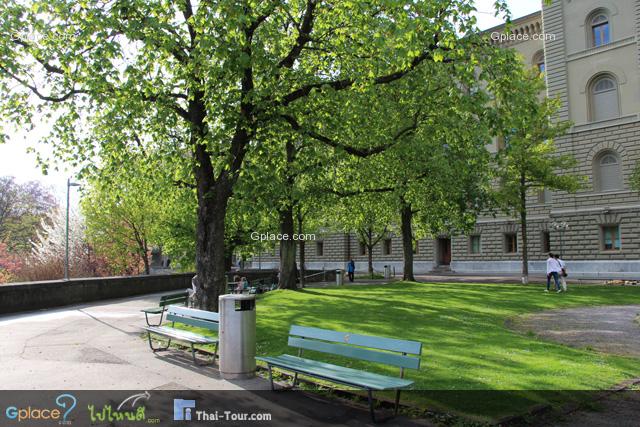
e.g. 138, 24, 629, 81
437, 238, 451, 266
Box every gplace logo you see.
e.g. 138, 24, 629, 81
5, 393, 76, 423
174, 399, 196, 421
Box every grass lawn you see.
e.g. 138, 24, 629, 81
186, 282, 640, 421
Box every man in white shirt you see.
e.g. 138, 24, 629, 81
546, 252, 562, 293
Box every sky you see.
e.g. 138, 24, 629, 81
0, 0, 542, 203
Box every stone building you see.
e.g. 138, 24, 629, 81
252, 1, 640, 279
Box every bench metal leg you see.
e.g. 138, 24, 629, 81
147, 333, 171, 352
191, 343, 217, 366
367, 389, 377, 423
394, 389, 401, 416
144, 310, 165, 327
292, 372, 298, 388
189, 342, 218, 366
267, 365, 275, 390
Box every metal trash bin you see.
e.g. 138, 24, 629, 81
384, 265, 391, 280
218, 294, 256, 379
336, 269, 343, 286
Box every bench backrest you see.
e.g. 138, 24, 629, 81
288, 325, 421, 370
166, 306, 219, 331
159, 290, 190, 307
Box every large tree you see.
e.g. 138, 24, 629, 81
0, 0, 508, 309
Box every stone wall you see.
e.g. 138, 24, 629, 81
0, 273, 195, 315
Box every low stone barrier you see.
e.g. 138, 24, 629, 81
0, 273, 194, 315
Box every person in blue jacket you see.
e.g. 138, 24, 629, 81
347, 259, 355, 282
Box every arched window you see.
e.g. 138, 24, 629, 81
594, 151, 622, 192
533, 51, 545, 74
590, 13, 610, 47
590, 75, 619, 122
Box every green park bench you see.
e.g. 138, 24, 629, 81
143, 306, 219, 366
141, 290, 190, 326
256, 325, 422, 422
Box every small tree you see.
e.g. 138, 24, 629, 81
631, 164, 640, 191
493, 67, 583, 284
0, 177, 56, 252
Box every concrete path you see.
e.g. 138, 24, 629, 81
509, 304, 640, 357
0, 293, 431, 426
415, 273, 607, 286
0, 292, 267, 390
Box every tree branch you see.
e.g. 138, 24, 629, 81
281, 40, 451, 106
0, 65, 85, 102
281, 114, 398, 157
278, 0, 318, 69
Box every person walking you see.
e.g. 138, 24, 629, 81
555, 254, 568, 292
546, 252, 562, 293
347, 259, 355, 283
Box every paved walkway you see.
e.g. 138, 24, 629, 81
415, 273, 607, 285
0, 292, 264, 390
509, 305, 640, 427
0, 293, 429, 426
509, 305, 640, 357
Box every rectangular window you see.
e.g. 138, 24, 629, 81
316, 241, 324, 257
359, 242, 366, 256
383, 239, 392, 255
469, 235, 481, 254
541, 231, 551, 253
602, 225, 621, 250
504, 233, 518, 253
593, 23, 610, 47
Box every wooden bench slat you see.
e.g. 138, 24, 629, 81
289, 325, 422, 355
144, 326, 217, 344
288, 337, 420, 370
168, 306, 220, 322
166, 314, 219, 331
257, 354, 414, 390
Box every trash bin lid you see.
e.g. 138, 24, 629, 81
219, 294, 256, 301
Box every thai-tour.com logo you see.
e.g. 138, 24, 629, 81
173, 398, 272, 422
5, 393, 76, 424
174, 399, 196, 421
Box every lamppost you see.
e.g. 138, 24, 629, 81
65, 178, 81, 280
550, 221, 569, 258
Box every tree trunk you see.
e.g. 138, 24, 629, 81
278, 204, 298, 289
367, 244, 374, 278
142, 239, 150, 275
400, 200, 415, 281
520, 173, 529, 285
194, 178, 232, 311
297, 211, 305, 288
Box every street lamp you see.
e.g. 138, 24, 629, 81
550, 221, 569, 258
65, 178, 81, 280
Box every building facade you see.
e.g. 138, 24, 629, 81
252, 1, 640, 279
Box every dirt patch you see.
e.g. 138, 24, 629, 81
508, 305, 640, 357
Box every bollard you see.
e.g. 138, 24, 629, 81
336, 269, 343, 286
